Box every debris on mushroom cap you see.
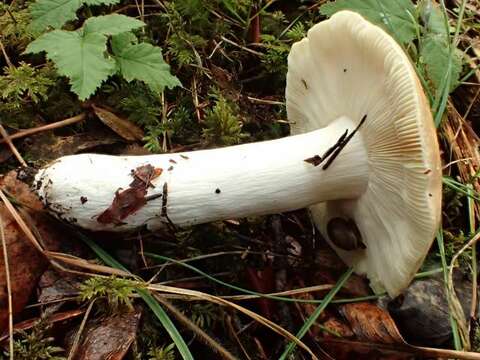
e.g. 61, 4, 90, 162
286, 10, 442, 296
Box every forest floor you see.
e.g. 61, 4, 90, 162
0, 0, 480, 359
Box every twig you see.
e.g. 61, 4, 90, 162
448, 230, 480, 350
0, 190, 130, 278
0, 39, 13, 69
467, 185, 478, 327
192, 76, 202, 123
0, 124, 27, 167
322, 338, 480, 360
463, 86, 480, 119
225, 314, 252, 360
322, 115, 367, 170
246, 96, 285, 106
0, 113, 86, 144
220, 36, 263, 56
222, 284, 333, 301
0, 214, 13, 360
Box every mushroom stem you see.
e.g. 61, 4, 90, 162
36, 116, 369, 231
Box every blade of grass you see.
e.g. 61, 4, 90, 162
78, 234, 194, 360
467, 185, 477, 322
436, 229, 462, 349
278, 267, 354, 360
146, 253, 335, 304
447, 229, 480, 349
149, 282, 319, 359
443, 177, 480, 201
433, 0, 467, 127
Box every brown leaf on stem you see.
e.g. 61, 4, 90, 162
129, 164, 163, 188
97, 163, 163, 225
97, 187, 148, 225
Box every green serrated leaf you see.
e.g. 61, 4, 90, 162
421, 35, 462, 94
25, 30, 115, 100
320, 0, 417, 44
29, 0, 81, 32
113, 42, 181, 93
83, 14, 145, 36
111, 32, 138, 55
82, 0, 121, 5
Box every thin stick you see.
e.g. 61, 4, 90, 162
467, 185, 477, 325
222, 284, 334, 300
246, 96, 284, 106
463, 87, 480, 119
220, 36, 263, 56
0, 124, 27, 167
225, 314, 252, 360
323, 338, 480, 359
0, 39, 13, 69
323, 114, 367, 170
0, 113, 86, 144
448, 230, 480, 349
0, 215, 14, 359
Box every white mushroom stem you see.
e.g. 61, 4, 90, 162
36, 116, 369, 231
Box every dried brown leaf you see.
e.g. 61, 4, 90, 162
72, 310, 141, 360
97, 187, 147, 225
0, 172, 62, 332
92, 105, 144, 141
339, 302, 404, 344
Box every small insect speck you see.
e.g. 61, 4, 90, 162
428, 193, 433, 197
215, 188, 221, 194
424, 169, 432, 174
169, 159, 177, 164
343, 68, 347, 73
168, 166, 174, 171
80, 196, 88, 204
301, 79, 308, 90
180, 154, 189, 160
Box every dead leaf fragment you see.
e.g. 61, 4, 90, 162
129, 164, 162, 188
72, 310, 141, 360
0, 310, 85, 343
92, 105, 144, 141
0, 172, 62, 332
38, 269, 81, 304
339, 302, 404, 345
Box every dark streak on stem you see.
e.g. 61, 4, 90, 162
304, 129, 348, 167
161, 182, 168, 217
145, 193, 163, 202
322, 114, 367, 170
320, 129, 349, 161
161, 182, 177, 230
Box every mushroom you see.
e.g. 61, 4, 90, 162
34, 11, 441, 296
287, 11, 441, 296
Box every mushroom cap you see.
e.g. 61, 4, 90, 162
286, 10, 442, 296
